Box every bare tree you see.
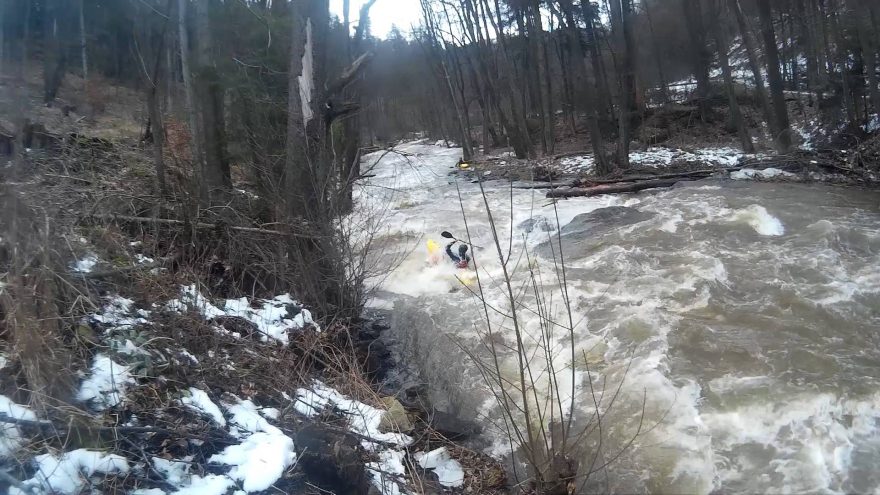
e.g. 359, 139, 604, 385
727, 0, 775, 130
712, 3, 755, 152
135, 0, 172, 196
557, 0, 610, 174
178, 0, 203, 193
194, 0, 230, 204
610, 0, 637, 169
756, 0, 793, 151
42, 0, 71, 103
682, 0, 712, 120
530, 0, 555, 154
642, 0, 669, 104
79, 0, 87, 85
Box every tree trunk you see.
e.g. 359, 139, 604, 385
12, 0, 32, 177
583, 2, 614, 122
851, 0, 880, 113
714, 15, 755, 152
530, 0, 554, 154
682, 0, 712, 120
611, 0, 636, 169
286, 0, 357, 313
831, 7, 856, 125
147, 86, 167, 196
194, 0, 230, 204
757, 0, 793, 151
177, 0, 203, 192
42, 0, 69, 104
482, 0, 534, 158
728, 0, 775, 131
0, 0, 5, 77
643, 0, 669, 104
79, 0, 87, 84
558, 0, 609, 174
796, 0, 820, 104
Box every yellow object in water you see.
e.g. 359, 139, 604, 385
457, 271, 477, 286
426, 239, 440, 255
458, 162, 471, 170
426, 239, 442, 265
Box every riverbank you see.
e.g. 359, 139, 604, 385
0, 143, 507, 494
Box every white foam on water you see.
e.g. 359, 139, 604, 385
729, 205, 785, 236
355, 144, 880, 494
702, 392, 880, 494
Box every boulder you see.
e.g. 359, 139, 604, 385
378, 397, 414, 433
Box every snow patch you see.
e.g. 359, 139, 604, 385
11, 450, 130, 495
209, 431, 296, 492
629, 147, 744, 168
76, 354, 135, 410
730, 167, 796, 180
864, 114, 880, 133
295, 382, 413, 495
559, 154, 595, 174
415, 447, 465, 487
295, 382, 412, 447
166, 285, 317, 344
91, 296, 150, 331
152, 456, 192, 484
135, 253, 155, 264
71, 253, 99, 273
181, 388, 226, 427
367, 449, 406, 495
209, 398, 297, 492
0, 395, 37, 457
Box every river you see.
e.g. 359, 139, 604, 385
354, 142, 880, 494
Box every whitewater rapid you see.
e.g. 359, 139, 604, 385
354, 142, 880, 494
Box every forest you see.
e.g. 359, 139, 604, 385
1, 0, 879, 494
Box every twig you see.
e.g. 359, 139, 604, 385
86, 213, 314, 238
74, 260, 165, 279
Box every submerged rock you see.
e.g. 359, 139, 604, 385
536, 206, 655, 258
518, 215, 554, 233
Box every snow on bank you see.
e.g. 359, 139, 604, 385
416, 447, 465, 487
560, 154, 595, 174
209, 398, 296, 492
295, 381, 414, 494
555, 147, 754, 176
630, 147, 745, 167
0, 395, 38, 456
138, 394, 297, 494
76, 354, 135, 410
730, 168, 796, 180
71, 253, 99, 273
181, 387, 226, 427
10, 450, 130, 495
166, 285, 318, 344
91, 295, 151, 331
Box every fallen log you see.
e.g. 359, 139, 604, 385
511, 180, 577, 189
582, 167, 732, 185
547, 178, 683, 198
